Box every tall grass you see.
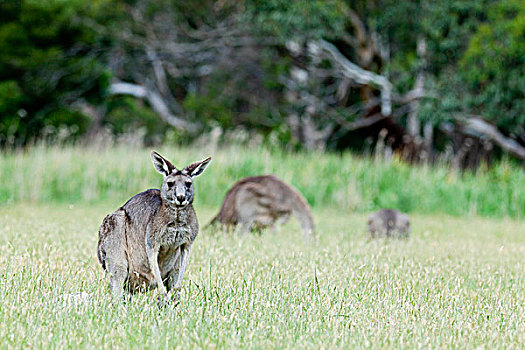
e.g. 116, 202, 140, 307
0, 205, 523, 348
0, 143, 523, 218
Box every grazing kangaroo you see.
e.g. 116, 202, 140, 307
210, 175, 314, 239
97, 151, 211, 301
368, 209, 410, 239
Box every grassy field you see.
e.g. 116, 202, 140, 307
0, 145, 523, 348
0, 203, 523, 348
1, 144, 524, 218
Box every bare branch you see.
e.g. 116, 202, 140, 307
109, 82, 147, 97
459, 116, 525, 160
345, 8, 377, 67
313, 39, 393, 116
334, 113, 389, 131
347, 8, 367, 44
109, 82, 188, 130
407, 36, 427, 136
395, 88, 434, 104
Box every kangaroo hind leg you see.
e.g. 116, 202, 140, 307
101, 211, 129, 300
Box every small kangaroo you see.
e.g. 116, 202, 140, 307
210, 175, 314, 239
368, 209, 410, 239
97, 151, 211, 301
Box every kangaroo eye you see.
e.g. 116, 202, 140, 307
167, 181, 175, 188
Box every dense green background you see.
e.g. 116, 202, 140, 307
1, 0, 524, 150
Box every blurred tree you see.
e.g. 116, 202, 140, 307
0, 0, 523, 165
0, 0, 110, 145
369, 0, 525, 164
460, 0, 525, 134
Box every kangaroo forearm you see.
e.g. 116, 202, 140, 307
148, 252, 167, 294
145, 232, 167, 294
175, 244, 192, 288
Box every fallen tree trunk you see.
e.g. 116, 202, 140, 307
460, 116, 525, 160
109, 82, 188, 130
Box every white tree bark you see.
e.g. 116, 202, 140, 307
313, 39, 393, 116
109, 82, 188, 130
461, 117, 525, 160
407, 37, 427, 136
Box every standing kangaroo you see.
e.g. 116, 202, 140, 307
367, 209, 410, 239
97, 151, 211, 301
210, 175, 314, 239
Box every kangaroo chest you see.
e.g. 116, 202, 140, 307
158, 221, 192, 247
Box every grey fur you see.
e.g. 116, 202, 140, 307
210, 175, 314, 239
97, 151, 211, 300
368, 209, 410, 239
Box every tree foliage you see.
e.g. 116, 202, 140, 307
460, 0, 525, 133
0, 0, 523, 164
0, 0, 110, 145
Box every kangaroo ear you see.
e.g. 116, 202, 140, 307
151, 151, 176, 176
183, 157, 212, 177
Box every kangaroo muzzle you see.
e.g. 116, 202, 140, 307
174, 185, 187, 206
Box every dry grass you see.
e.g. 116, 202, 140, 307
0, 204, 523, 348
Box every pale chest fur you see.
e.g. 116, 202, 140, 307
155, 205, 197, 248
159, 222, 193, 247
